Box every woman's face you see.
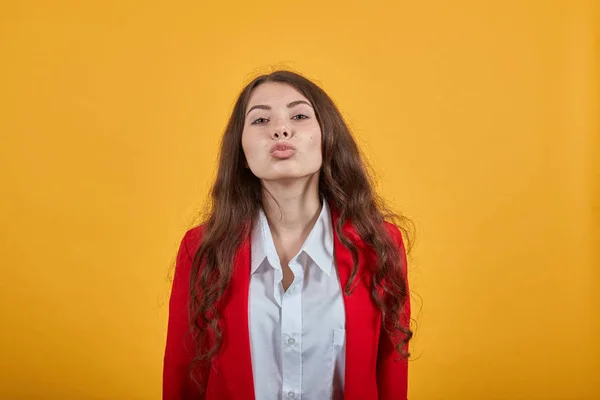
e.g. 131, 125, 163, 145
241, 82, 322, 182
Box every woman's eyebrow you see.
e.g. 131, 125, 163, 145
287, 100, 313, 109
246, 100, 313, 116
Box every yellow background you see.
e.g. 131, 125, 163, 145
1, 1, 598, 399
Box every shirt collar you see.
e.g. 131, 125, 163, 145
250, 200, 334, 276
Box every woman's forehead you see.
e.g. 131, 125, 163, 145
247, 82, 310, 108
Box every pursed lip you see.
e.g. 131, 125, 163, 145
270, 142, 296, 153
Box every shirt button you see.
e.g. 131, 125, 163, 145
287, 337, 295, 346
288, 391, 295, 399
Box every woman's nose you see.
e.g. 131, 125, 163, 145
272, 129, 290, 139
271, 118, 291, 140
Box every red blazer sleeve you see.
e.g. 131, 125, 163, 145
377, 223, 411, 400
163, 228, 203, 400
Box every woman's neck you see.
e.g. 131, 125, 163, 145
261, 173, 321, 238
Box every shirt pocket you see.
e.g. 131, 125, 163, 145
332, 328, 346, 347
330, 329, 346, 399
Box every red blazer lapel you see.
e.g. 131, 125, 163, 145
216, 235, 256, 399
331, 207, 381, 400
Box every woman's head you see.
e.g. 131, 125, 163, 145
242, 82, 322, 182
189, 70, 412, 387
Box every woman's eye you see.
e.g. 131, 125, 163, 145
251, 117, 268, 125
292, 114, 309, 120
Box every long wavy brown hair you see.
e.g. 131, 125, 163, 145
189, 69, 412, 386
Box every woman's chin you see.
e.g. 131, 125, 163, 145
260, 170, 317, 183
264, 173, 304, 182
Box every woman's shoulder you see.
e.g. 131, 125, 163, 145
383, 221, 404, 245
180, 223, 207, 256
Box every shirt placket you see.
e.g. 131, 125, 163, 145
281, 257, 303, 400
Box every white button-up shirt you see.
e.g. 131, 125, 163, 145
249, 200, 346, 400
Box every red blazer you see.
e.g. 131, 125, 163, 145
163, 207, 410, 400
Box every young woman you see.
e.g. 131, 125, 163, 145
163, 70, 412, 400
